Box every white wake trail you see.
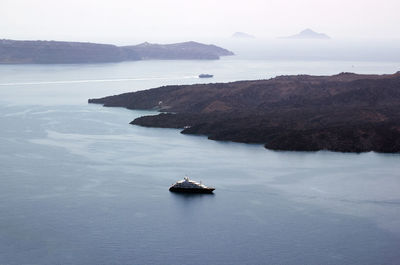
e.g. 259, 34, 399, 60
0, 76, 197, 86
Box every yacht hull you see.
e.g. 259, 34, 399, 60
169, 187, 215, 193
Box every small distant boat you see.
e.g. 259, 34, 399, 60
198, 74, 213, 78
169, 176, 215, 193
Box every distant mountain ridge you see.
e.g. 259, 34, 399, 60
281, 29, 330, 39
0, 39, 234, 64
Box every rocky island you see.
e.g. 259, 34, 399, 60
231, 32, 256, 39
89, 72, 400, 153
281, 29, 330, 39
0, 39, 233, 64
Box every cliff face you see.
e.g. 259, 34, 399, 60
89, 72, 400, 153
0, 39, 233, 64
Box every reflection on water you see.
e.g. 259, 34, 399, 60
170, 192, 216, 218
170, 192, 216, 201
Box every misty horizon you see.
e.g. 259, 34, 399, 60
3, 37, 400, 63
1, 0, 400, 44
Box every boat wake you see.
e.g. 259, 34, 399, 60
0, 76, 198, 86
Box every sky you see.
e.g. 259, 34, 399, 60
1, 0, 399, 44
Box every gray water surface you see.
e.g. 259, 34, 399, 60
0, 59, 400, 264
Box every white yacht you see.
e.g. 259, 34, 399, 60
169, 176, 215, 193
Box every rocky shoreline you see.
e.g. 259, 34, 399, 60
89, 72, 400, 153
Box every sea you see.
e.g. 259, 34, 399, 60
0, 56, 400, 265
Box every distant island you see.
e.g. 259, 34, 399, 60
280, 29, 330, 39
0, 39, 234, 64
231, 32, 256, 39
89, 72, 400, 153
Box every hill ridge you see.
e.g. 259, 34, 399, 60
0, 39, 234, 64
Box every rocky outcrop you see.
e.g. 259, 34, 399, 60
89, 72, 400, 153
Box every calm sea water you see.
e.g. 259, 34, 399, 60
0, 58, 400, 265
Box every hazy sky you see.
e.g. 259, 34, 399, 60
1, 0, 399, 43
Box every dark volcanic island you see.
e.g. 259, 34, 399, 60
89, 72, 400, 153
